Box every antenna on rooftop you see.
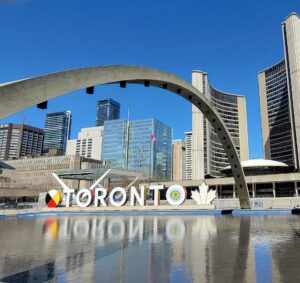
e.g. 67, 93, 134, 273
125, 100, 131, 170
127, 100, 131, 121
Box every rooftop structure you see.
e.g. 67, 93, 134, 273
221, 159, 290, 176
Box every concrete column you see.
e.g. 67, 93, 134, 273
104, 178, 110, 190
192, 70, 205, 180
237, 97, 249, 161
295, 181, 298, 197
272, 182, 276, 198
233, 185, 236, 199
252, 183, 256, 198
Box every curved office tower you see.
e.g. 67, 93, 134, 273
258, 60, 294, 166
258, 13, 300, 170
192, 71, 249, 178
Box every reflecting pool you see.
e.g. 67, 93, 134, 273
1, 214, 300, 282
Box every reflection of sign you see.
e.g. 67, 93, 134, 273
41, 216, 187, 243
45, 190, 62, 208
166, 219, 185, 240
42, 218, 58, 239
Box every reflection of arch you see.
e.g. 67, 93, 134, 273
0, 65, 250, 208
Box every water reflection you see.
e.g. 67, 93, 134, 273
0, 214, 300, 282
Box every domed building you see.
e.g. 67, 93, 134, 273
221, 159, 291, 177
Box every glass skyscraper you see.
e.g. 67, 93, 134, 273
43, 111, 71, 154
101, 120, 128, 169
102, 119, 172, 180
96, 99, 120, 126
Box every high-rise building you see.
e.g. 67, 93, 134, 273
102, 119, 172, 180
96, 99, 120, 126
192, 71, 249, 178
0, 123, 44, 160
259, 12, 300, 170
66, 126, 104, 160
172, 139, 185, 181
184, 132, 192, 180
43, 111, 71, 154
102, 120, 128, 170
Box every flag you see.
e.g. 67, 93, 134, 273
150, 132, 156, 144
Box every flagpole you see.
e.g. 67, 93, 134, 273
149, 133, 152, 180
125, 101, 130, 170
148, 133, 152, 203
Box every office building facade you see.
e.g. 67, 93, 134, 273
0, 123, 44, 160
192, 71, 249, 178
102, 120, 128, 170
102, 119, 172, 180
184, 132, 192, 180
43, 111, 71, 154
259, 13, 300, 170
66, 126, 104, 160
96, 99, 120, 126
0, 155, 106, 192
172, 139, 185, 181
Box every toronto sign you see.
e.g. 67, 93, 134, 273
46, 173, 215, 208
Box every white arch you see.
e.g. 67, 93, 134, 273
0, 65, 250, 208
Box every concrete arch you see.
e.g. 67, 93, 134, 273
0, 65, 250, 208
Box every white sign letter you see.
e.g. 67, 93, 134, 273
149, 185, 164, 206
109, 187, 127, 207
94, 188, 108, 207
130, 186, 145, 206
65, 189, 75, 208
76, 189, 92, 208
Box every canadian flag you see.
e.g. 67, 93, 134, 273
150, 132, 156, 144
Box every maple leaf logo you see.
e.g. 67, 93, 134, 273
191, 182, 216, 205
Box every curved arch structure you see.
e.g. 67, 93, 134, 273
0, 65, 250, 208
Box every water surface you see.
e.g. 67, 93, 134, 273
0, 214, 300, 282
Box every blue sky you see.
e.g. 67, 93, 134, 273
0, 0, 299, 158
